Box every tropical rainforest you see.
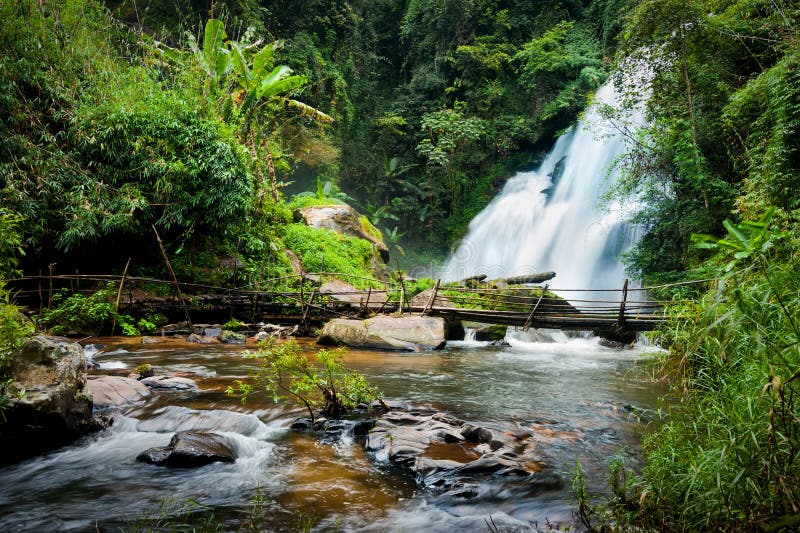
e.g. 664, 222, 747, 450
1, 0, 800, 530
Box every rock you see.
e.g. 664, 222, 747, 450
88, 376, 150, 409
137, 431, 236, 467
363, 407, 556, 499
409, 288, 457, 308
219, 330, 246, 344
284, 248, 304, 277
318, 315, 447, 351
139, 376, 198, 391
141, 336, 166, 344
319, 278, 388, 304
1, 336, 99, 464
252, 324, 297, 342
473, 324, 507, 342
187, 333, 220, 344
298, 204, 390, 263
204, 327, 221, 338
489, 339, 511, 347
594, 327, 637, 347
461, 424, 494, 443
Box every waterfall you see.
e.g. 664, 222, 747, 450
441, 78, 643, 301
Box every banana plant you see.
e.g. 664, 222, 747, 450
691, 207, 781, 273
157, 19, 333, 202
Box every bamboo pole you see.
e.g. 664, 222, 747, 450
152, 225, 192, 326
617, 278, 629, 329
111, 258, 131, 335
421, 279, 440, 317
523, 284, 549, 331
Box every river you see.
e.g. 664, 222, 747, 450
0, 332, 664, 531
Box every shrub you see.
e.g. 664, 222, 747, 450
227, 340, 380, 421
41, 284, 137, 336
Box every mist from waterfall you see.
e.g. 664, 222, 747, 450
441, 78, 644, 300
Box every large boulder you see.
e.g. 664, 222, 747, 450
88, 376, 150, 409
319, 315, 447, 351
297, 204, 390, 263
1, 336, 99, 464
137, 431, 236, 467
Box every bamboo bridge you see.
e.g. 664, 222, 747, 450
6, 271, 703, 338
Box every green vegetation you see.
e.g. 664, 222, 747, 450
576, 211, 800, 531
40, 284, 141, 336
615, 0, 800, 286
227, 340, 380, 422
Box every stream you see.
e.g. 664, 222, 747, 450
0, 332, 664, 531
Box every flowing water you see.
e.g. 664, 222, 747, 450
441, 78, 644, 302
0, 336, 664, 531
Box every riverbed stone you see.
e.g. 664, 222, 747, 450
219, 330, 246, 344
187, 333, 220, 344
362, 407, 561, 499
1, 336, 101, 464
137, 431, 236, 467
318, 315, 447, 351
140, 375, 198, 391
88, 375, 150, 409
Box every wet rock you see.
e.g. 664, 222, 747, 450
88, 376, 150, 409
141, 336, 166, 345
461, 424, 493, 443
1, 336, 98, 464
594, 327, 637, 346
489, 339, 511, 347
318, 315, 447, 351
252, 324, 296, 342
597, 335, 634, 349
219, 330, 245, 344
363, 407, 558, 499
473, 324, 507, 342
187, 333, 220, 344
137, 431, 236, 467
352, 418, 376, 436
140, 375, 198, 391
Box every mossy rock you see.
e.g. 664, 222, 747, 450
441, 282, 578, 314
473, 324, 507, 341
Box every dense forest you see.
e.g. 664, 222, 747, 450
2, 0, 800, 530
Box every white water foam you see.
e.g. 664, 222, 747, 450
441, 77, 645, 304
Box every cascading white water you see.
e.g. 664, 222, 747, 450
441, 78, 643, 302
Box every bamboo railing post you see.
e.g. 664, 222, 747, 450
301, 288, 316, 332
153, 225, 192, 326
421, 279, 441, 316
48, 263, 55, 309
523, 284, 549, 331
617, 278, 629, 328
111, 258, 131, 335
37, 269, 43, 317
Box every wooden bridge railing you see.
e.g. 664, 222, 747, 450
7, 271, 713, 332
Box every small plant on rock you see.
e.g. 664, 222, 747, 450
226, 340, 380, 422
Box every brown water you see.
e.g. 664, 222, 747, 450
0, 331, 665, 531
